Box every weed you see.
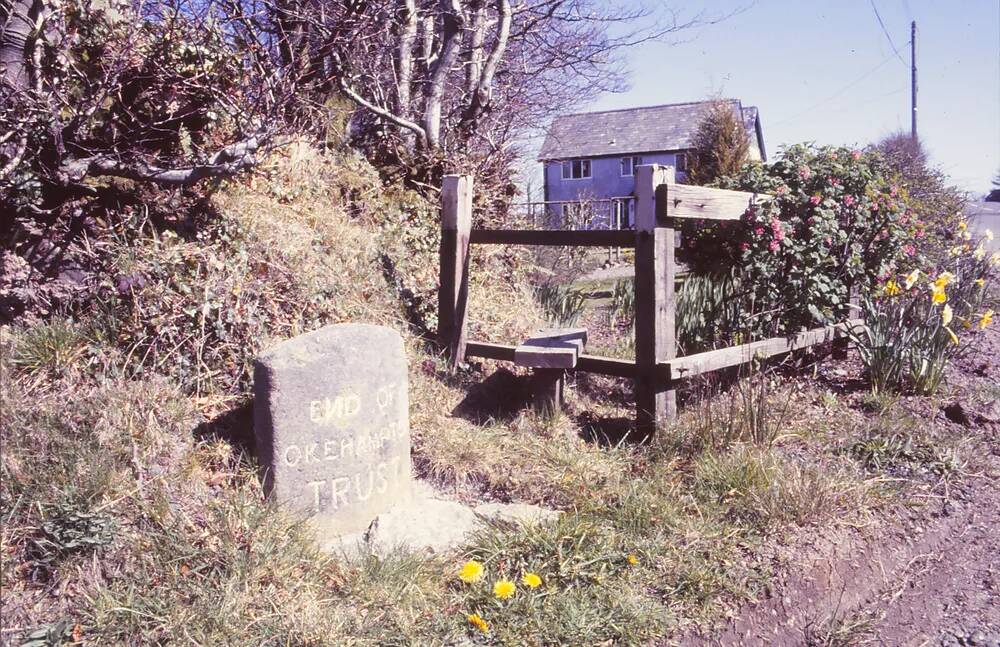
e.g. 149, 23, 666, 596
533, 282, 587, 327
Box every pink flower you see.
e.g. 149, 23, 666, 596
890, 185, 898, 197
843, 195, 855, 207
798, 166, 812, 180
754, 227, 765, 236
740, 242, 750, 251
851, 150, 862, 160
903, 244, 916, 256
809, 195, 821, 205
915, 229, 925, 239
824, 236, 832, 245
769, 240, 780, 252
776, 185, 789, 195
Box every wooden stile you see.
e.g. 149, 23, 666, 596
438, 175, 473, 368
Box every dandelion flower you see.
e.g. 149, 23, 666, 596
627, 554, 639, 566
904, 269, 920, 289
973, 245, 986, 261
981, 310, 995, 330
493, 580, 516, 599
459, 560, 484, 583
521, 572, 542, 589
884, 280, 901, 297
467, 613, 489, 633
942, 304, 953, 326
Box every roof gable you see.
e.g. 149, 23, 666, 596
538, 100, 761, 161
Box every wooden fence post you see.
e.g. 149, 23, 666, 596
439, 175, 473, 368
634, 165, 677, 437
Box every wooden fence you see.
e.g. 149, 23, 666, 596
438, 165, 856, 436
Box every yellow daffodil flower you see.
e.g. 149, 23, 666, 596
930, 284, 947, 304
991, 252, 1000, 267
976, 278, 986, 288
458, 560, 484, 583
949, 246, 964, 256
467, 613, 489, 633
958, 221, 967, 232
521, 573, 542, 589
493, 580, 516, 599
981, 310, 995, 330
884, 280, 901, 296
934, 272, 955, 288
942, 304, 953, 326
973, 245, 986, 261
904, 269, 920, 289
986, 229, 995, 241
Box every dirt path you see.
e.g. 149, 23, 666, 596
681, 325, 1000, 647
680, 454, 999, 647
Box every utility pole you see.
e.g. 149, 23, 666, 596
911, 20, 917, 140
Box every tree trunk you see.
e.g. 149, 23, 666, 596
1, 0, 40, 92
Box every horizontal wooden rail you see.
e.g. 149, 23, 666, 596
667, 184, 771, 221
466, 319, 861, 382
469, 229, 636, 247
662, 320, 862, 380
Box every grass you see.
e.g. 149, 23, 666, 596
1, 146, 987, 645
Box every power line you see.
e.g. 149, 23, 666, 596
770, 48, 906, 127
869, 0, 907, 67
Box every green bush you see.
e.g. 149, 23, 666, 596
687, 144, 915, 335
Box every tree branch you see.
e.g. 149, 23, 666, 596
57, 132, 268, 186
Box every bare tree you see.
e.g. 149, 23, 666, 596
297, 0, 719, 179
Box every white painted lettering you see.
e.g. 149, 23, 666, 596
283, 445, 301, 467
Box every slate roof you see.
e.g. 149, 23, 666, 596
538, 99, 763, 161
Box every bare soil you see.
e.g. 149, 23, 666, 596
679, 326, 1000, 647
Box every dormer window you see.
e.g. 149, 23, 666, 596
620, 156, 643, 176
561, 159, 591, 180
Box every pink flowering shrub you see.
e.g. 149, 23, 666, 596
682, 144, 916, 334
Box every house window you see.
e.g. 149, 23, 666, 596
561, 159, 591, 180
675, 153, 688, 172
620, 156, 643, 176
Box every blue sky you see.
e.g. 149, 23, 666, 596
577, 0, 999, 194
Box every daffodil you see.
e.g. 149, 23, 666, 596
904, 269, 920, 289
942, 304, 953, 326
973, 245, 986, 261
884, 280, 901, 296
986, 229, 994, 241
991, 252, 1000, 267
950, 246, 963, 256
493, 580, 516, 599
467, 613, 489, 633
459, 560, 484, 583
945, 326, 959, 344
981, 310, 995, 330
930, 283, 947, 304
976, 278, 986, 288
958, 221, 967, 232
521, 572, 542, 589
934, 272, 955, 289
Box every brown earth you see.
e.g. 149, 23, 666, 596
678, 325, 1000, 647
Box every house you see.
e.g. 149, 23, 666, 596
537, 99, 766, 228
